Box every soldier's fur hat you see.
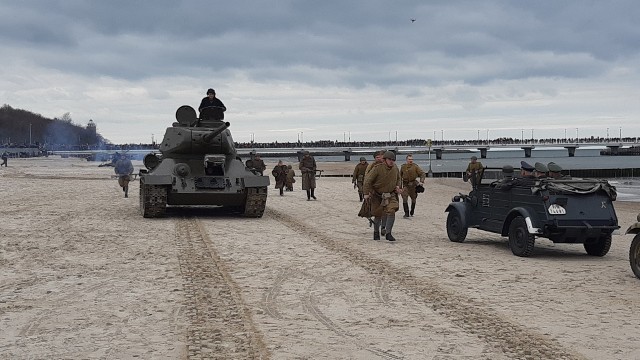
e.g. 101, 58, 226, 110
383, 151, 396, 161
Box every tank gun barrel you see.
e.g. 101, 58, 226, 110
203, 121, 231, 143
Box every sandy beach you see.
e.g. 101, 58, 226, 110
1, 157, 639, 360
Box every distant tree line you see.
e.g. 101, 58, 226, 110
0, 104, 106, 147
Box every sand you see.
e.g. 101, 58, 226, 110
1, 157, 639, 359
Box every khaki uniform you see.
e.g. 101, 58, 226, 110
400, 163, 426, 201
285, 167, 295, 191
466, 161, 484, 189
363, 163, 401, 217
299, 156, 317, 190
352, 162, 368, 196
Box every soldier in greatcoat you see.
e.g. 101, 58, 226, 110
271, 160, 288, 196
364, 150, 387, 233
299, 150, 317, 200
400, 154, 426, 217
352, 157, 368, 201
363, 151, 402, 241
285, 164, 295, 191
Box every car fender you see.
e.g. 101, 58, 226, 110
445, 202, 470, 228
626, 223, 640, 235
502, 207, 541, 236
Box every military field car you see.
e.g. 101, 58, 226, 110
445, 167, 620, 257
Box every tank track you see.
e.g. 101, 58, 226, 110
244, 187, 267, 218
139, 183, 168, 218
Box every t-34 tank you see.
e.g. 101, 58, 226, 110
139, 105, 269, 217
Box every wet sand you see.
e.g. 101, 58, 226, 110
1, 157, 639, 359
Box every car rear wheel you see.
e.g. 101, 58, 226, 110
508, 216, 535, 257
446, 209, 468, 243
584, 234, 612, 257
630, 234, 640, 279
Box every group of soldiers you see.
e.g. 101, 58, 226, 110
354, 150, 427, 242
465, 156, 567, 190
269, 151, 317, 200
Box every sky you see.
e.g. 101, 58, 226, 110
1, 0, 639, 144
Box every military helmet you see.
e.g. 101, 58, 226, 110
359, 156, 366, 161
383, 151, 396, 161
374, 149, 386, 157
207, 88, 215, 94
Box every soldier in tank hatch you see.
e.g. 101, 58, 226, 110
198, 88, 226, 120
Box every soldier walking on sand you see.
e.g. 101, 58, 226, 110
285, 164, 295, 191
363, 151, 402, 241
272, 160, 288, 196
352, 157, 368, 201
365, 150, 388, 233
465, 156, 484, 190
1, 151, 8, 167
114, 154, 134, 198
400, 154, 426, 217
299, 150, 317, 200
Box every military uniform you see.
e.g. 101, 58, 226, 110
400, 162, 426, 217
285, 165, 295, 191
272, 164, 288, 196
363, 151, 401, 241
1, 152, 7, 167
299, 152, 317, 200
114, 157, 134, 198
352, 159, 368, 201
465, 159, 484, 190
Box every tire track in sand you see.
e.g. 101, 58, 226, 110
174, 217, 270, 360
266, 208, 585, 360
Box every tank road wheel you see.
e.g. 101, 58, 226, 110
446, 209, 468, 243
243, 187, 267, 218
630, 234, 640, 279
508, 216, 535, 257
140, 184, 168, 218
583, 234, 612, 257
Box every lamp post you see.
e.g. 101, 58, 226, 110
619, 127, 622, 141
607, 127, 609, 141
564, 128, 567, 143
486, 129, 489, 145
576, 128, 579, 143
521, 129, 524, 143
29, 123, 32, 145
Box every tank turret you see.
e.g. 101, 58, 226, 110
138, 105, 269, 218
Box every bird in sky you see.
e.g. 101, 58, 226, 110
410, 18, 416, 23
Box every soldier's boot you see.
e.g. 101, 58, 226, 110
410, 202, 416, 216
306, 190, 311, 200
385, 216, 396, 241
311, 188, 317, 200
381, 215, 387, 235
359, 193, 363, 202
373, 218, 381, 240
124, 186, 128, 198
403, 203, 410, 218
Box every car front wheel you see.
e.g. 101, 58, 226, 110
508, 216, 535, 257
446, 209, 468, 243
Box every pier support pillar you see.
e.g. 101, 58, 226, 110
435, 148, 443, 160
297, 150, 304, 162
521, 146, 534, 158
607, 145, 620, 155
343, 150, 352, 161
564, 146, 577, 157
477, 147, 489, 159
